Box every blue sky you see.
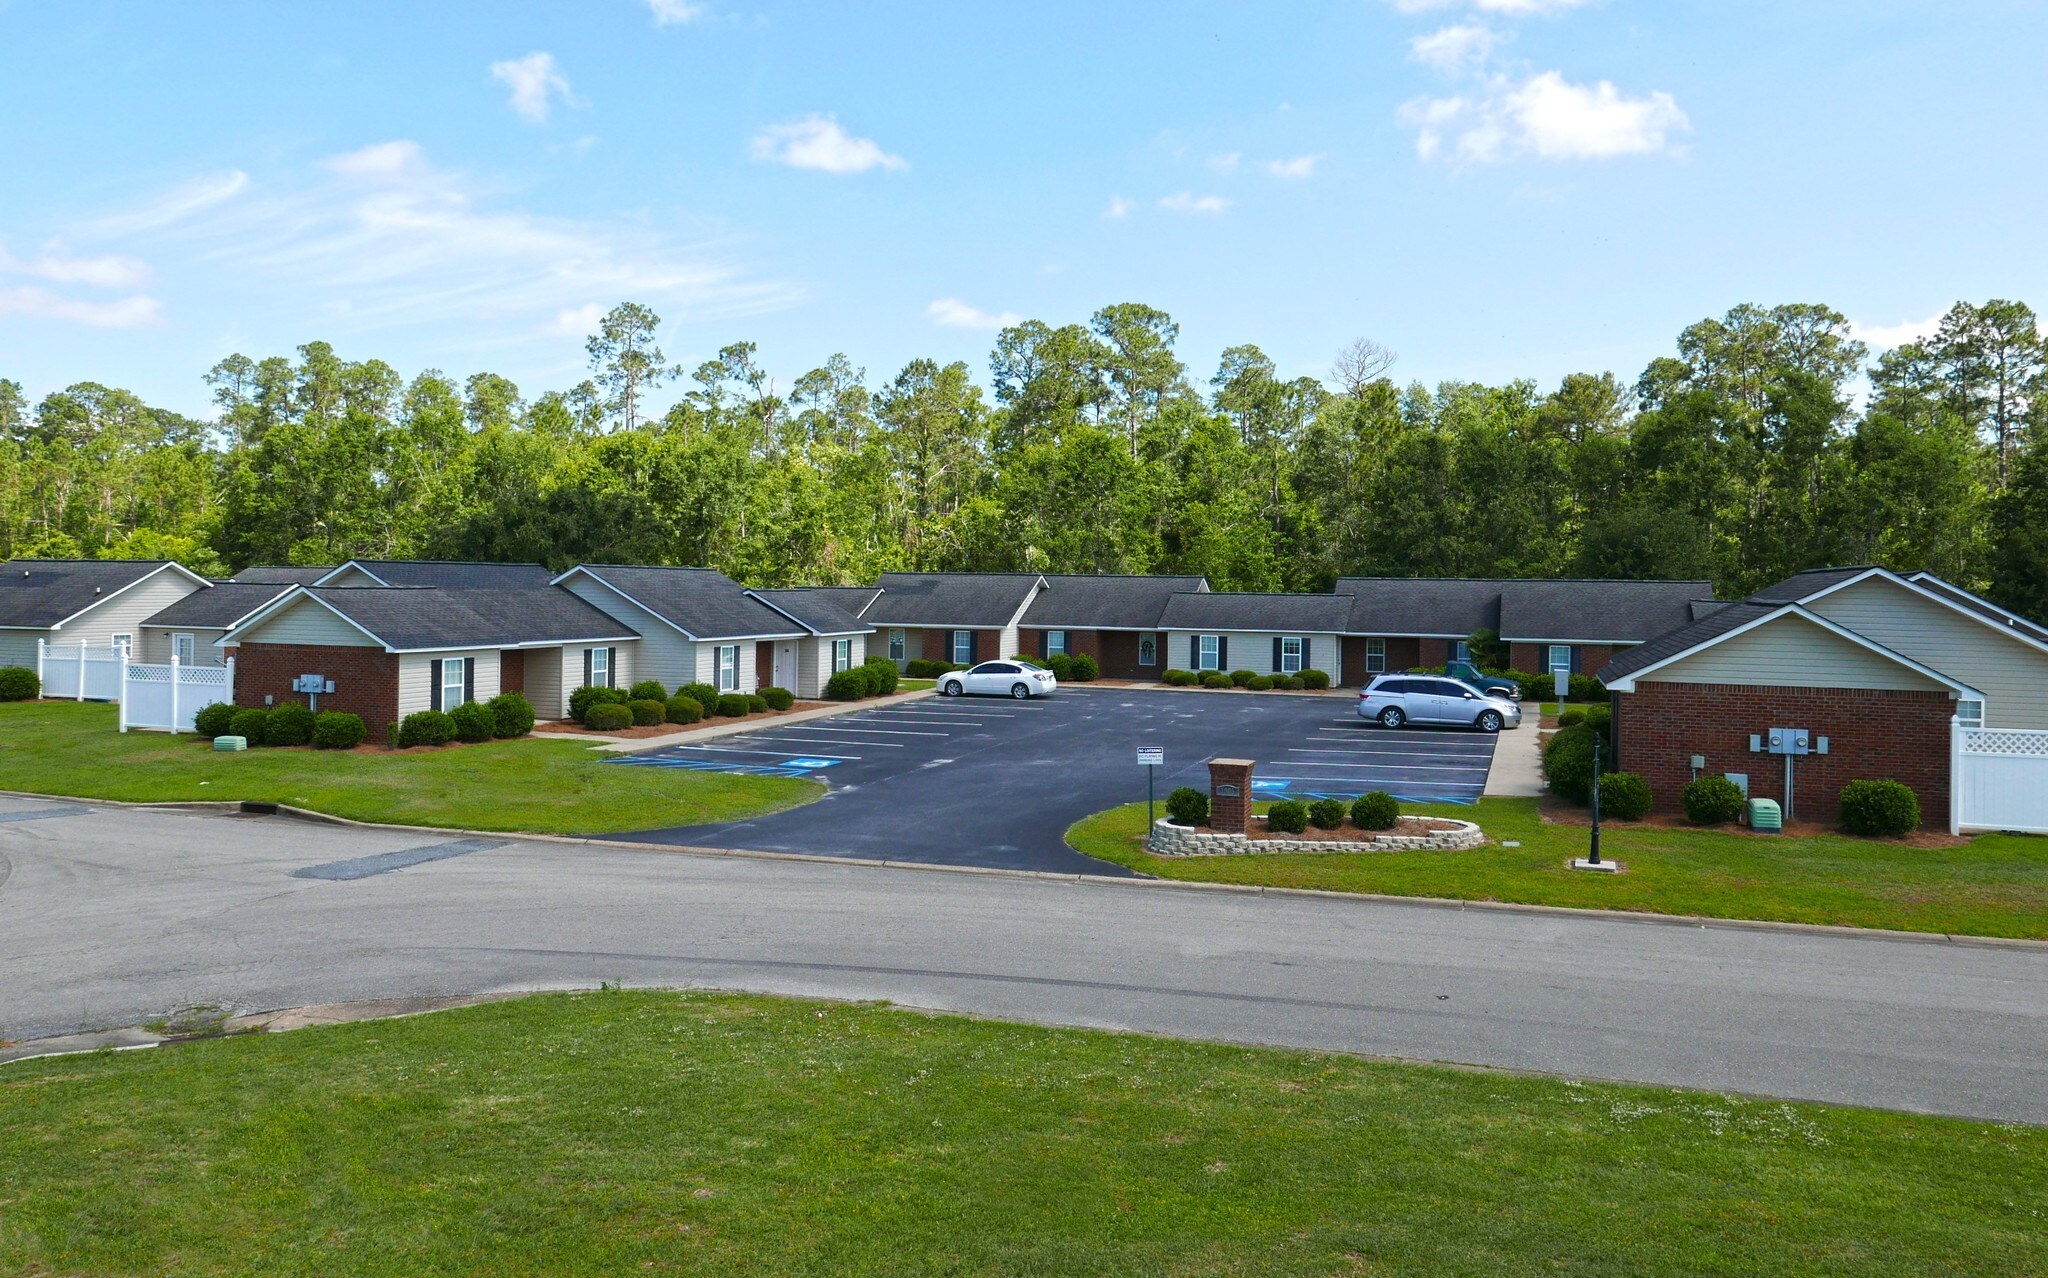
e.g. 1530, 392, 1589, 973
2, 0, 2043, 417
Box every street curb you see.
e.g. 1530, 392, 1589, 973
596, 687, 940, 754
5, 789, 2045, 952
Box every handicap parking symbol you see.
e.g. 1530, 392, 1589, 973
1251, 779, 1290, 792
782, 758, 841, 770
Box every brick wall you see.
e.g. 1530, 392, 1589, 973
234, 642, 401, 734
1509, 642, 1630, 677
1613, 681, 1952, 828
1417, 638, 1452, 668
1343, 636, 1423, 685
1209, 758, 1255, 833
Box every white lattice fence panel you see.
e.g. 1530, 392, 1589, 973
121, 659, 231, 732
1961, 728, 2048, 758
1955, 724, 2048, 834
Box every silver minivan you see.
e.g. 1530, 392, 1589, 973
1358, 674, 1521, 733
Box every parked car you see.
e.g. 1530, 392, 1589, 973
1358, 674, 1521, 733
938, 661, 1058, 699
1443, 659, 1520, 701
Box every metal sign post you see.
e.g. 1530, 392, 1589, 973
1137, 746, 1163, 824
1588, 735, 1602, 865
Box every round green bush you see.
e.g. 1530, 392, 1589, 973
1300, 669, 1330, 690
263, 701, 315, 747
1165, 786, 1209, 827
192, 701, 237, 738
487, 691, 535, 739
905, 659, 957, 679
745, 694, 769, 714
1045, 653, 1075, 681
1265, 799, 1309, 834
1350, 791, 1400, 830
450, 700, 496, 743
1199, 670, 1233, 689
1557, 708, 1586, 728
1162, 669, 1195, 686
825, 669, 866, 700
664, 694, 703, 725
1598, 771, 1653, 820
398, 709, 456, 747
680, 683, 720, 716
312, 711, 366, 750
227, 707, 269, 743
861, 655, 900, 696
1307, 798, 1346, 830
760, 686, 794, 711
628, 679, 668, 702
625, 698, 665, 727
582, 703, 632, 732
716, 693, 749, 717
1069, 653, 1098, 681
1840, 779, 1921, 837
1543, 725, 1599, 804
569, 684, 627, 722
1229, 669, 1257, 687
0, 666, 40, 700
1682, 774, 1747, 825
1281, 675, 1305, 691
1583, 704, 1612, 736
1246, 674, 1275, 691
1568, 673, 1607, 702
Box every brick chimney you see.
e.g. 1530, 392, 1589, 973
1208, 758, 1255, 834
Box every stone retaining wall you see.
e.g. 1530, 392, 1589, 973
1145, 816, 1484, 856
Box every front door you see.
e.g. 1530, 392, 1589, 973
773, 642, 798, 692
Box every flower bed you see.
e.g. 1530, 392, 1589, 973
1146, 815, 1484, 856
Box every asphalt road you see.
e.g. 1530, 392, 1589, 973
608, 686, 1497, 871
3, 796, 2043, 1123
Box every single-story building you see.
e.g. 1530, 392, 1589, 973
1158, 591, 1354, 679
750, 588, 876, 697
315, 559, 560, 589
1601, 566, 2048, 830
0, 559, 210, 670
225, 565, 334, 585
1016, 574, 1210, 677
136, 580, 300, 666
864, 573, 1047, 670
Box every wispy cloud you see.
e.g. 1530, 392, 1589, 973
1410, 23, 1498, 74
1159, 190, 1231, 214
927, 297, 1022, 330
1103, 195, 1134, 218
0, 240, 158, 327
1207, 152, 1241, 173
1851, 313, 1945, 352
88, 170, 250, 236
750, 115, 907, 174
1265, 154, 1321, 178
0, 241, 150, 288
1403, 72, 1689, 163
645, 0, 704, 24
0, 286, 161, 328
490, 52, 575, 124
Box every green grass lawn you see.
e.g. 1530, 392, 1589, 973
3, 991, 2041, 1276
1070, 797, 2048, 939
0, 701, 818, 835
897, 678, 937, 692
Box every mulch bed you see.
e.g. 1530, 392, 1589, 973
1169, 816, 1466, 842
541, 701, 834, 738
1534, 794, 1969, 848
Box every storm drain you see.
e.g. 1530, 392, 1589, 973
292, 837, 505, 881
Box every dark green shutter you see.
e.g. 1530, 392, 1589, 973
1219, 636, 1228, 668
1272, 637, 1282, 671
608, 647, 618, 687
1189, 635, 1198, 668
463, 658, 475, 706
582, 648, 592, 687
430, 658, 443, 711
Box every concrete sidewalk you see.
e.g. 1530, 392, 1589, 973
597, 688, 938, 753
1483, 710, 1545, 797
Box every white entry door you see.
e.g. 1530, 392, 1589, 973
773, 642, 798, 692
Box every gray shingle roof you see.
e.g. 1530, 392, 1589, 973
1596, 600, 1780, 683
1020, 574, 1210, 630
142, 581, 297, 629
297, 586, 641, 651
0, 560, 191, 629
1157, 591, 1354, 633
564, 565, 805, 640
324, 560, 559, 589
751, 588, 876, 636
226, 565, 332, 585
864, 573, 1046, 628
1336, 578, 1512, 637
790, 585, 883, 617
1750, 566, 1878, 603
1497, 579, 1716, 643
1904, 572, 2048, 643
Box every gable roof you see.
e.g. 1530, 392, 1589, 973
750, 588, 876, 636
226, 565, 333, 585
316, 560, 557, 589
0, 559, 208, 630
1020, 574, 1211, 630
1158, 590, 1354, 633
1904, 571, 2048, 643
1336, 577, 1511, 638
863, 573, 1047, 628
141, 581, 299, 630
1497, 579, 1716, 643
553, 565, 805, 641
1597, 599, 1780, 684
236, 585, 642, 652
796, 585, 884, 618
1750, 565, 1880, 603
1598, 600, 1984, 698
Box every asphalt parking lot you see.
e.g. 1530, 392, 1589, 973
607, 687, 1497, 872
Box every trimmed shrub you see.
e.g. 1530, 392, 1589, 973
717, 693, 750, 717
627, 698, 666, 727
311, 711, 366, 750
1199, 670, 1233, 689
0, 666, 39, 700
263, 701, 315, 747
746, 693, 769, 714
487, 691, 535, 739
1300, 668, 1330, 690
759, 686, 794, 711
1162, 669, 1196, 686
398, 709, 456, 748
583, 703, 632, 733
905, 659, 960, 679
680, 683, 721, 717
1351, 791, 1400, 830
628, 679, 668, 702
1069, 652, 1098, 681
228, 707, 269, 743
1229, 669, 1257, 687
193, 701, 237, 738
1266, 799, 1309, 835
1308, 798, 1346, 831
1840, 779, 1921, 837
1246, 675, 1275, 692
569, 683, 628, 722
1557, 708, 1586, 728
663, 693, 703, 725
1682, 774, 1747, 825
450, 700, 497, 743
1165, 786, 1209, 827
1568, 673, 1607, 702
1045, 653, 1075, 681
1583, 704, 1612, 737
825, 669, 867, 700
1543, 725, 1600, 804
862, 655, 901, 696
1599, 771, 1653, 820
1281, 675, 1305, 691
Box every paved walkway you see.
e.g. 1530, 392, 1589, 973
1483, 708, 1546, 797
531, 689, 939, 752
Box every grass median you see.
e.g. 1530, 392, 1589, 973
1069, 796, 2048, 939
0, 701, 819, 835
3, 990, 2041, 1276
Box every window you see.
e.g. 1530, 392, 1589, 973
1546, 644, 1574, 675
1138, 636, 1157, 667
952, 630, 974, 665
833, 638, 853, 672
717, 644, 739, 692
1365, 637, 1386, 673
888, 629, 905, 661
111, 634, 132, 653
442, 656, 469, 710
1198, 635, 1220, 671
172, 633, 196, 665
1957, 699, 1985, 727
985, 663, 1018, 674
1280, 636, 1304, 674
589, 646, 610, 688
1451, 640, 1471, 664
1046, 630, 1069, 656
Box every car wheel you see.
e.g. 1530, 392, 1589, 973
1378, 706, 1406, 729
941, 680, 963, 697
1011, 682, 1030, 699
1476, 710, 1503, 733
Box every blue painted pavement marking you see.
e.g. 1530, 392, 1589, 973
0, 805, 92, 824
293, 837, 505, 881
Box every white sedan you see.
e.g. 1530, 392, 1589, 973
937, 661, 1058, 699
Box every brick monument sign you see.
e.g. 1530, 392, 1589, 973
1208, 757, 1255, 833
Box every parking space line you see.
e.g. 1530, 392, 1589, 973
1288, 747, 1495, 760
772, 725, 948, 737
654, 745, 860, 759
1270, 763, 1489, 775
738, 733, 907, 748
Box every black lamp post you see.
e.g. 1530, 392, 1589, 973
1588, 734, 1603, 866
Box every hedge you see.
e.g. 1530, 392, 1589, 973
1046, 653, 1075, 681
0, 666, 39, 700
862, 654, 901, 695
627, 698, 667, 727
1840, 779, 1921, 837
679, 683, 721, 716
193, 701, 237, 738
905, 659, 961, 679
311, 711, 366, 750
664, 694, 703, 725
583, 703, 632, 732
1068, 653, 1098, 681
1599, 772, 1653, 820
716, 693, 749, 717
487, 691, 535, 739
760, 686, 794, 711
1557, 708, 1586, 728
1229, 669, 1257, 687
398, 709, 456, 748
1266, 799, 1309, 834
1162, 669, 1196, 686
745, 694, 769, 714
1281, 675, 1305, 691
569, 684, 628, 722
1165, 786, 1209, 827
1543, 724, 1604, 804
450, 700, 497, 743
1300, 669, 1330, 690
1199, 671, 1233, 689
1350, 791, 1399, 830
628, 680, 668, 702
1682, 774, 1746, 825
1246, 674, 1274, 691
228, 707, 268, 743
1307, 798, 1346, 830
263, 702, 315, 747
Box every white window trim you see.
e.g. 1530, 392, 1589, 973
832, 638, 853, 672
888, 629, 905, 661
172, 632, 196, 664
717, 644, 739, 692
442, 656, 468, 710
1956, 698, 1986, 727
111, 633, 132, 653
1198, 634, 1220, 672
1451, 640, 1471, 664
1280, 636, 1304, 674
1047, 630, 1069, 656
952, 631, 973, 665
1365, 637, 1386, 674
1547, 644, 1573, 675
590, 646, 610, 688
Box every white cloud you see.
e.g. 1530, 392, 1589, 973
326, 139, 428, 179
1402, 71, 1688, 163
1158, 190, 1231, 214
548, 302, 608, 336
0, 241, 150, 288
490, 52, 574, 124
1102, 195, 1134, 218
1410, 23, 1498, 74
1851, 313, 1945, 352
1265, 154, 1321, 178
88, 170, 249, 235
927, 298, 1022, 330
645, 0, 703, 24
749, 115, 907, 174
1207, 152, 1241, 173
0, 285, 161, 328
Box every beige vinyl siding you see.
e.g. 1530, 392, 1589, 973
693, 641, 758, 695
523, 645, 565, 719
556, 575, 693, 691
54, 570, 203, 648
138, 626, 229, 664
1163, 630, 1342, 677
882, 626, 920, 671
234, 597, 379, 647
796, 633, 865, 698
1807, 578, 2048, 726
320, 565, 383, 587
0, 632, 40, 667
1641, 613, 1949, 691
563, 642, 634, 701
397, 649, 501, 717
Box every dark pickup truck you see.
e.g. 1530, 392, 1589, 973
1443, 660, 1521, 701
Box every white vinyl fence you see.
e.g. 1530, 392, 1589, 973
119, 655, 234, 733
1951, 719, 2048, 835
37, 640, 124, 702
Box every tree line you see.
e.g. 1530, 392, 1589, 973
2, 297, 2045, 619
